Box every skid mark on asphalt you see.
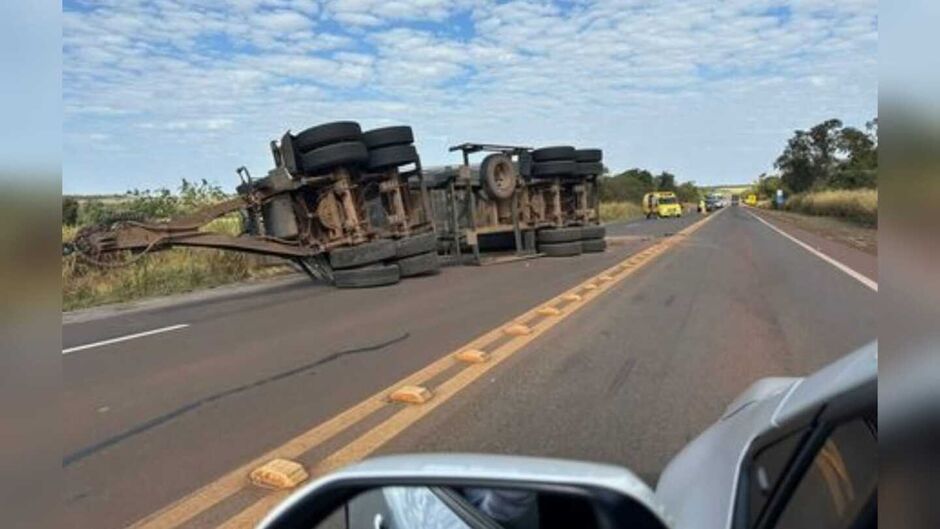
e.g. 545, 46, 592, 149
606, 358, 637, 397
63, 333, 410, 468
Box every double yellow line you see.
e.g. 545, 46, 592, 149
129, 211, 720, 529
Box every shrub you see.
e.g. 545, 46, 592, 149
599, 201, 644, 222
784, 189, 877, 226
62, 197, 79, 226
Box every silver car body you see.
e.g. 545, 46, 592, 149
656, 341, 876, 528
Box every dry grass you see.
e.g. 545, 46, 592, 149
62, 216, 292, 311
784, 189, 878, 226
599, 201, 644, 222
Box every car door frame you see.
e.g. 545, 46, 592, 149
730, 372, 877, 529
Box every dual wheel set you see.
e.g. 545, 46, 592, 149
528, 146, 604, 179
324, 232, 440, 288
536, 225, 607, 257
288, 121, 436, 288
291, 121, 419, 175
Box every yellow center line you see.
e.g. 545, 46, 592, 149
128, 211, 721, 529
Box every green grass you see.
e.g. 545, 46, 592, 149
62, 216, 291, 311
783, 189, 878, 226
599, 201, 644, 222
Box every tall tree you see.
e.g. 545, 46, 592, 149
654, 171, 676, 191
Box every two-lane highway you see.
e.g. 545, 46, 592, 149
62, 209, 876, 529
63, 215, 697, 529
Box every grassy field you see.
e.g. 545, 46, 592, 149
599, 201, 644, 222
62, 217, 291, 311
783, 189, 878, 226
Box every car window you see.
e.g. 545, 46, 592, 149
748, 428, 808, 526
774, 419, 877, 529
344, 487, 474, 529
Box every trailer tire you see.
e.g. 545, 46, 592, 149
294, 121, 362, 152
397, 251, 440, 277
367, 144, 419, 170
576, 162, 604, 177
328, 239, 396, 269
362, 126, 414, 149
580, 225, 606, 240
480, 153, 517, 200
539, 241, 583, 257
581, 238, 607, 253
531, 160, 577, 178
395, 231, 438, 258
302, 141, 368, 174
574, 149, 603, 162
537, 226, 582, 244
333, 263, 400, 288
532, 146, 576, 162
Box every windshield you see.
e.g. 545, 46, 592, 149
55, 3, 880, 529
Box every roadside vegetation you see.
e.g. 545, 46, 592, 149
748, 117, 878, 226
62, 180, 290, 311
597, 168, 701, 221
599, 201, 644, 222
784, 189, 877, 226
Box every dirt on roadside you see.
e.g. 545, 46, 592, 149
755, 208, 877, 256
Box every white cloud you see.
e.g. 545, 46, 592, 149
63, 0, 877, 194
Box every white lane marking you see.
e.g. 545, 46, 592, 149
748, 210, 877, 292
63, 323, 190, 355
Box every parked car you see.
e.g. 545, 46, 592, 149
258, 342, 877, 529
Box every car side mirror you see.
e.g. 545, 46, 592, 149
257, 454, 672, 529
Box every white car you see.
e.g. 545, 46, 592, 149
259, 343, 877, 529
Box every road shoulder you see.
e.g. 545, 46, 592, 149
748, 207, 877, 284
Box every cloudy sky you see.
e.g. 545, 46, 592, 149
63, 0, 877, 194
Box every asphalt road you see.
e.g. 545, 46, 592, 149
62, 209, 877, 528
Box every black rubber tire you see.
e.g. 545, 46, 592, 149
294, 121, 361, 152
537, 226, 582, 243
367, 144, 419, 171
532, 146, 576, 162
531, 160, 577, 178
574, 148, 603, 162
362, 126, 414, 149
582, 238, 607, 253
397, 251, 440, 277
333, 263, 400, 288
395, 232, 438, 258
328, 239, 396, 269
576, 162, 604, 176
580, 225, 606, 240
540, 241, 582, 257
480, 153, 517, 200
302, 141, 368, 174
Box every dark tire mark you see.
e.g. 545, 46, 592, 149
63, 332, 410, 467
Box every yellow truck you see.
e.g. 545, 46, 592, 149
643, 191, 683, 219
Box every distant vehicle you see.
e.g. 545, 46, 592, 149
745, 193, 758, 206
260, 343, 877, 529
643, 191, 683, 219
731, 194, 740, 206
704, 194, 722, 212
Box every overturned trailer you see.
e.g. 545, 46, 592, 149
425, 143, 606, 264
67, 122, 440, 288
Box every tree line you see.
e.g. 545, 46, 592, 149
62, 179, 227, 226
755, 118, 877, 197
598, 168, 700, 203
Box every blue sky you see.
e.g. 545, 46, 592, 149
63, 0, 877, 194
